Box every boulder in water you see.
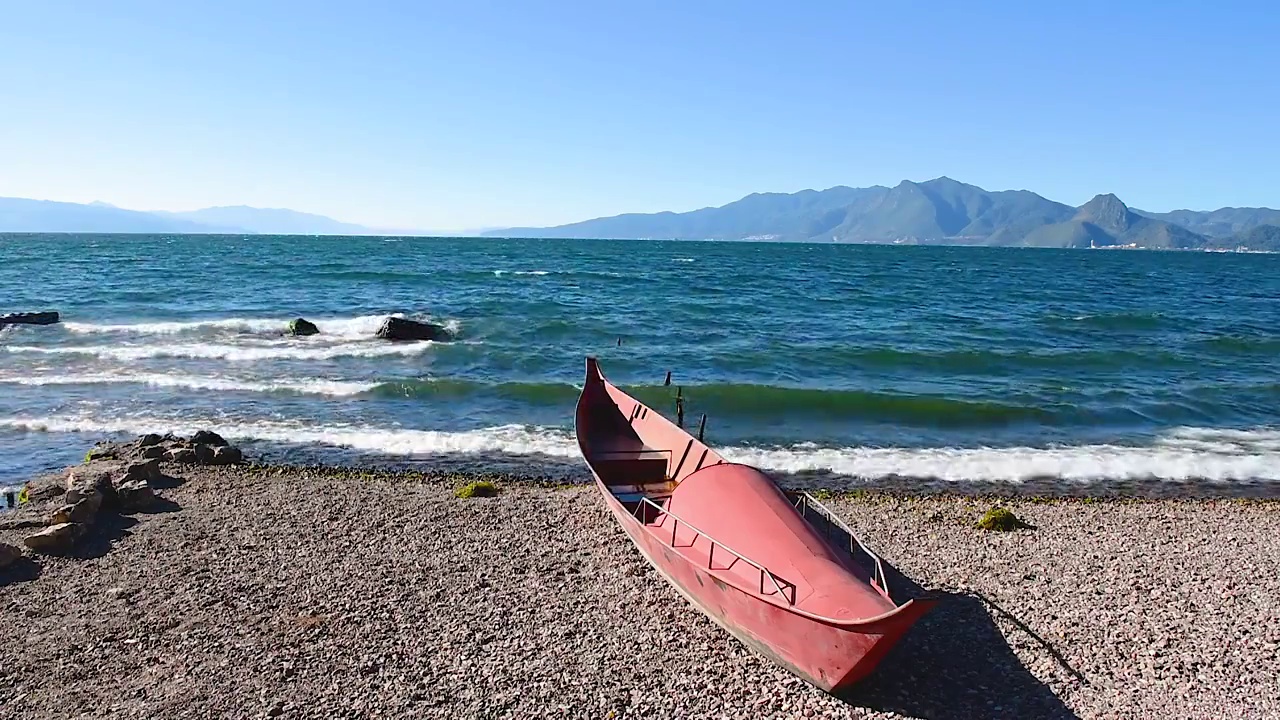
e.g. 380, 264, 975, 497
0, 311, 59, 327
288, 318, 320, 336
375, 316, 452, 342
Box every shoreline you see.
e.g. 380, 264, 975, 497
2, 446, 1278, 718
141, 459, 1280, 501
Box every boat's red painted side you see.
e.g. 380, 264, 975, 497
575, 357, 936, 692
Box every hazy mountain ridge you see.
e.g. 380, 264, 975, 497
1133, 207, 1280, 238
0, 197, 502, 237
0, 198, 372, 235
0, 197, 248, 234
152, 206, 370, 235
488, 179, 1279, 250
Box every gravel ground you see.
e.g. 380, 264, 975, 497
2, 463, 1278, 719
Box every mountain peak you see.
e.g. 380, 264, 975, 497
1076, 193, 1135, 233
1082, 193, 1127, 209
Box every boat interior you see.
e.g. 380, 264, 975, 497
577, 387, 677, 514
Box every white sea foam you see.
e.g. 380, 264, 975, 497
2, 414, 1277, 483
3, 340, 436, 362
0, 416, 580, 459
493, 270, 550, 276
0, 373, 374, 397
673, 257, 695, 262
61, 314, 404, 339
724, 441, 1280, 483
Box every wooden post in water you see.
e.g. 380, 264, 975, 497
697, 414, 707, 442
676, 387, 685, 428
663, 371, 672, 387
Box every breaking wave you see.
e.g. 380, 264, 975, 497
0, 373, 374, 397
3, 341, 439, 362
3, 414, 1277, 483
61, 314, 397, 338
0, 416, 579, 459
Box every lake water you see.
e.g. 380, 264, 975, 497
2, 234, 1278, 491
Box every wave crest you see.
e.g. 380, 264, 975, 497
57, 313, 459, 340
3, 415, 1277, 484
0, 373, 374, 397
4, 341, 439, 362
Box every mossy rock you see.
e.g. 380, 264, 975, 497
455, 481, 499, 499
977, 506, 1030, 531
288, 318, 320, 336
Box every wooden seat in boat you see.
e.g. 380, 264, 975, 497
585, 429, 670, 486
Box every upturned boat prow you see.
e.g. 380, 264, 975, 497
574, 356, 938, 692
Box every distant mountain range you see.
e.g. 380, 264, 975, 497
7, 179, 1279, 250
487, 177, 1280, 251
0, 197, 497, 237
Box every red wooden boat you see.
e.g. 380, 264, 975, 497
575, 357, 936, 692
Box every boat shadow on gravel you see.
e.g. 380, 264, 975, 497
838, 562, 1083, 720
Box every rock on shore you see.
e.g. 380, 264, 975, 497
3, 432, 245, 558
1, 464, 1277, 719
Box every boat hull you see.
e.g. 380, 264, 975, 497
598, 487, 930, 692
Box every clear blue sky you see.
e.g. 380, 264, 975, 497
1, 1, 1277, 229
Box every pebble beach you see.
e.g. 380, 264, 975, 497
2, 457, 1278, 719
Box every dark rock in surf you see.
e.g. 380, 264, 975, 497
137, 434, 164, 448
288, 318, 320, 337
375, 316, 452, 342
191, 430, 229, 448
0, 311, 59, 327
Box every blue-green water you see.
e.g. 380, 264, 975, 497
2, 234, 1278, 488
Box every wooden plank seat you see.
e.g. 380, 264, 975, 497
589, 434, 670, 487
593, 451, 669, 486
